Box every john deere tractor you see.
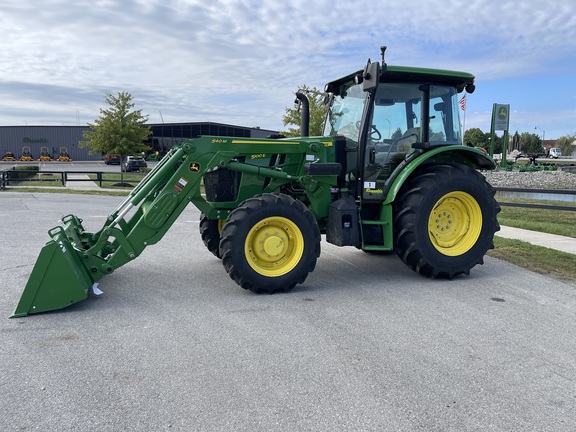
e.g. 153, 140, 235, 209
12, 47, 500, 317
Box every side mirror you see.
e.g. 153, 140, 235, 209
433, 102, 445, 111
356, 59, 380, 92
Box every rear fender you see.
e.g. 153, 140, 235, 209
384, 146, 496, 205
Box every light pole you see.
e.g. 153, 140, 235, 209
534, 126, 546, 153
383, 118, 391, 138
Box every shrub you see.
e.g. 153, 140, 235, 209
11, 165, 39, 179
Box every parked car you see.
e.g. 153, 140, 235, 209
104, 154, 121, 165
123, 156, 147, 172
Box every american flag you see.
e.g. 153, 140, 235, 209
459, 94, 467, 111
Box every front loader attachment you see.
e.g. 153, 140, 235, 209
10, 141, 216, 317
11, 226, 94, 318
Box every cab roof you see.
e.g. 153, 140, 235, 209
326, 64, 475, 95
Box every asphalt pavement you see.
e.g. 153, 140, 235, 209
1, 192, 575, 431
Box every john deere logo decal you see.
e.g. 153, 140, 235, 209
189, 162, 201, 172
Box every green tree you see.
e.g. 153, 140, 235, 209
520, 132, 543, 154
391, 127, 403, 140
463, 128, 489, 149
555, 134, 575, 157
282, 85, 328, 137
80, 92, 151, 167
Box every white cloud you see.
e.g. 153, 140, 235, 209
0, 0, 575, 136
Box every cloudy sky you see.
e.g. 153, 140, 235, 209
1, 0, 575, 139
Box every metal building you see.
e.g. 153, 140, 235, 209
0, 123, 279, 161
0, 126, 90, 161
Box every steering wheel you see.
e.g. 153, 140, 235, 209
356, 122, 382, 141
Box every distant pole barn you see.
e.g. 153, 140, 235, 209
0, 123, 279, 161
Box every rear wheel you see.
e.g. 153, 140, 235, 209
199, 214, 226, 258
220, 193, 321, 293
393, 164, 500, 279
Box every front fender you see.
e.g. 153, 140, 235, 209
384, 146, 496, 205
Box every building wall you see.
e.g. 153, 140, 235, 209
0, 123, 279, 161
0, 126, 93, 160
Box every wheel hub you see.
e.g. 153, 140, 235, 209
245, 217, 304, 276
431, 198, 468, 247
428, 192, 482, 256
257, 230, 286, 261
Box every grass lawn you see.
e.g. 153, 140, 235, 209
6, 172, 65, 187
496, 199, 576, 238
488, 198, 576, 281
87, 173, 146, 189
488, 237, 576, 282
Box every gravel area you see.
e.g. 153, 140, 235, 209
482, 169, 576, 190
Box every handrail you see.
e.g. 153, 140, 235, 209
494, 187, 576, 212
0, 170, 7, 189
494, 187, 576, 195
1, 169, 145, 187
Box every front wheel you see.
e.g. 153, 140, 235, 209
199, 213, 225, 258
220, 193, 321, 293
393, 164, 500, 279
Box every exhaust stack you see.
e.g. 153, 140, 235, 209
295, 91, 310, 137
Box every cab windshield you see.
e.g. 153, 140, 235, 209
323, 81, 366, 144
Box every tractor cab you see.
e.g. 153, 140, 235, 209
323, 53, 481, 202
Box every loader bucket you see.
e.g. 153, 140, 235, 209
11, 229, 93, 318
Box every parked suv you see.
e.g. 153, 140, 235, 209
123, 156, 147, 172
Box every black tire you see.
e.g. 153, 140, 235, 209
220, 193, 321, 293
393, 164, 500, 279
199, 213, 223, 259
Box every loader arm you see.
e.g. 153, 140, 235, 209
11, 136, 339, 317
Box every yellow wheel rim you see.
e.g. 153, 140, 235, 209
217, 218, 226, 233
245, 216, 304, 277
428, 191, 482, 256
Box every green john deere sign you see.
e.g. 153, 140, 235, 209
489, 103, 511, 167
23, 137, 49, 143
494, 104, 510, 131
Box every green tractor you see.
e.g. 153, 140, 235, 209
12, 47, 500, 317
